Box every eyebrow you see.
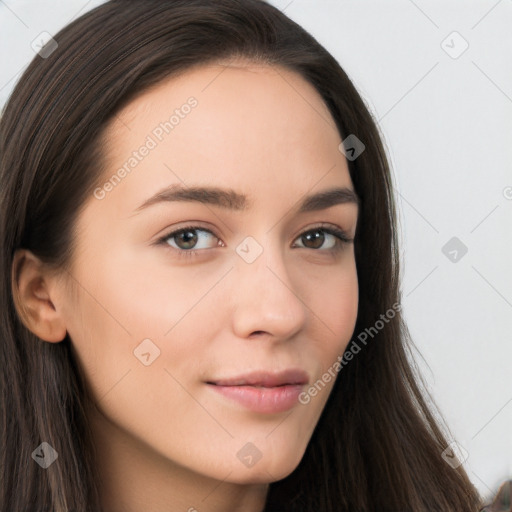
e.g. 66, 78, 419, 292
133, 183, 360, 214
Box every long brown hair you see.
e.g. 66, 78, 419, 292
0, 1, 484, 510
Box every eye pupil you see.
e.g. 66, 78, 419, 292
177, 230, 198, 249
303, 230, 324, 249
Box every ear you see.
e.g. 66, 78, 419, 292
11, 249, 67, 343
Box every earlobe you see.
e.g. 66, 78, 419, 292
11, 249, 67, 343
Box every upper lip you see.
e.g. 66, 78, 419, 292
207, 369, 309, 387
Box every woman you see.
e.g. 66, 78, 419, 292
0, 0, 496, 510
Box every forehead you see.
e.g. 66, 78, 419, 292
95, 60, 352, 216
114, 59, 335, 129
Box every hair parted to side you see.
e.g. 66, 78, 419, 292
0, 1, 484, 511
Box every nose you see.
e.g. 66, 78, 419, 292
229, 235, 307, 341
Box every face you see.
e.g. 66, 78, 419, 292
59, 60, 359, 486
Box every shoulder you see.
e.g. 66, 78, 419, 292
479, 479, 511, 511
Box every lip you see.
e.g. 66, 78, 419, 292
207, 369, 309, 388
206, 369, 309, 414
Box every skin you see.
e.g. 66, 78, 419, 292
13, 59, 359, 512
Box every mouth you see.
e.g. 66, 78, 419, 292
206, 368, 309, 387
205, 369, 309, 414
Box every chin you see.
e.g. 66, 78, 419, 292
225, 448, 305, 485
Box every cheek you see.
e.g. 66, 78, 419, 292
98, 242, 225, 334
304, 256, 359, 355
63, 245, 218, 413
291, 264, 358, 424
64, 262, 210, 456
62, 248, 170, 402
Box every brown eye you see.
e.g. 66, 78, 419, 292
173, 229, 198, 250
300, 229, 328, 249
293, 226, 351, 252
162, 227, 219, 251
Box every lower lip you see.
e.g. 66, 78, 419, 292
207, 383, 304, 414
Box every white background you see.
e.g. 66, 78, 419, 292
1, 0, 511, 504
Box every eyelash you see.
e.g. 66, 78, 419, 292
156, 223, 353, 260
